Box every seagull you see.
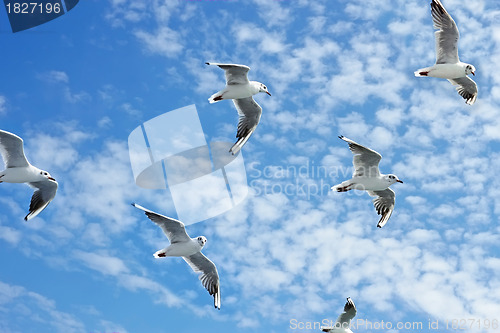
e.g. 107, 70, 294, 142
132, 203, 221, 310
206, 62, 271, 155
0, 130, 58, 221
331, 136, 403, 228
321, 297, 357, 333
414, 0, 477, 105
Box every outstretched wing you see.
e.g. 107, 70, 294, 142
339, 136, 382, 178
431, 0, 460, 64
183, 252, 221, 310
205, 62, 250, 85
321, 297, 357, 332
25, 179, 58, 221
132, 203, 190, 243
229, 97, 262, 155
0, 130, 30, 168
448, 77, 478, 105
368, 188, 396, 228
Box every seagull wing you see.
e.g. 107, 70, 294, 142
448, 77, 478, 105
0, 130, 30, 168
183, 252, 221, 310
206, 62, 250, 85
335, 297, 357, 327
132, 203, 190, 243
431, 0, 460, 64
25, 179, 58, 221
368, 188, 396, 228
229, 97, 262, 155
339, 136, 382, 178
321, 297, 357, 332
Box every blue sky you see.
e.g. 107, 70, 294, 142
1, 0, 500, 332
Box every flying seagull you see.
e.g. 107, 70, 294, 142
0, 129, 58, 221
414, 0, 477, 105
331, 136, 403, 228
321, 297, 357, 333
132, 203, 221, 310
206, 62, 271, 155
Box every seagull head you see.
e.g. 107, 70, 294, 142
39, 170, 56, 182
197, 236, 207, 247
259, 83, 271, 96
387, 174, 403, 184
465, 64, 476, 76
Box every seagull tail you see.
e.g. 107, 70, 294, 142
208, 91, 223, 104
153, 249, 167, 258
414, 68, 430, 77
331, 180, 352, 192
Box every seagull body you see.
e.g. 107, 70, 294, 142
132, 203, 221, 310
155, 237, 204, 258
206, 62, 271, 155
331, 136, 402, 228
321, 297, 357, 333
416, 63, 472, 80
0, 130, 58, 221
206, 62, 271, 103
415, 0, 477, 105
208, 79, 264, 103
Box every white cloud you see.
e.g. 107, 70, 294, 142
37, 70, 69, 84
134, 27, 184, 58
0, 225, 21, 246
0, 280, 86, 333
74, 250, 130, 276
0, 95, 7, 115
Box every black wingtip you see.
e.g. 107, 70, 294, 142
205, 62, 210, 65
131, 202, 136, 207
24, 215, 28, 221
338, 135, 345, 140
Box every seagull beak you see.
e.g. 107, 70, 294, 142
266, 91, 271, 96
397, 179, 403, 183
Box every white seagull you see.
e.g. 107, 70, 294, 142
331, 136, 403, 228
132, 203, 221, 310
206, 62, 271, 155
321, 297, 357, 333
0, 129, 58, 221
414, 0, 477, 105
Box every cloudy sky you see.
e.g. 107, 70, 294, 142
1, 0, 500, 332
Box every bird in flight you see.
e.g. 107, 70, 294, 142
414, 0, 477, 105
331, 136, 403, 228
0, 129, 58, 221
206, 62, 271, 155
132, 203, 221, 310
